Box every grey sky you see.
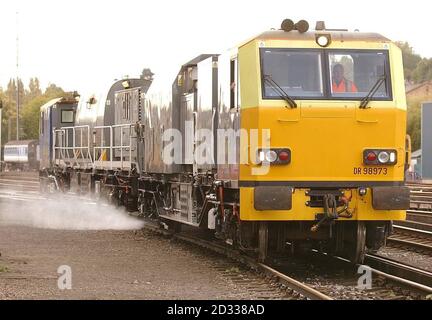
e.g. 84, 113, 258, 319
0, 0, 430, 92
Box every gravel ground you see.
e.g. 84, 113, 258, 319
0, 224, 285, 300
377, 245, 432, 272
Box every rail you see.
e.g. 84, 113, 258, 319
387, 225, 432, 253
364, 253, 432, 292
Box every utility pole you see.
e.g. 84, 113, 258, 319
16, 11, 20, 141
0, 100, 2, 170
8, 118, 11, 142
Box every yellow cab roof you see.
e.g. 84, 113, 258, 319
238, 30, 391, 48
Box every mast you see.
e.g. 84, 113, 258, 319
16, 11, 20, 140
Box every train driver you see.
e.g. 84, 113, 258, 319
332, 63, 358, 93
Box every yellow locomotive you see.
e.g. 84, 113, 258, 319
233, 19, 409, 262
42, 19, 410, 264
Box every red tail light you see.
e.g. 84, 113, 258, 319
366, 152, 377, 162
278, 151, 290, 161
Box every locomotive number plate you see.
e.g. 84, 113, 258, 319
353, 167, 388, 175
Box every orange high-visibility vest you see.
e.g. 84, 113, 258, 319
332, 79, 358, 93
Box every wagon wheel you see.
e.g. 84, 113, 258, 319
47, 179, 58, 194
39, 178, 47, 194
125, 194, 137, 212
344, 221, 366, 264
108, 187, 120, 207
165, 220, 182, 233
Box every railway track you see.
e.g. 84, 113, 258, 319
387, 225, 432, 255
143, 221, 432, 300
0, 172, 39, 190
404, 183, 432, 232
407, 182, 432, 211
364, 254, 432, 291
0, 171, 42, 202
398, 210, 432, 231
143, 222, 333, 300
1, 172, 431, 299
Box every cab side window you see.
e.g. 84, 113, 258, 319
230, 58, 239, 109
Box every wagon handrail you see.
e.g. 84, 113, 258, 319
93, 123, 135, 170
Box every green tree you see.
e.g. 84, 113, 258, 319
2, 78, 25, 140
26, 77, 42, 102
0, 88, 6, 147
396, 42, 422, 81
21, 96, 48, 139
412, 58, 432, 84
20, 83, 65, 140
44, 83, 65, 98
396, 41, 429, 151
0, 78, 66, 143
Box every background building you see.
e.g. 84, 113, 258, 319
421, 102, 432, 181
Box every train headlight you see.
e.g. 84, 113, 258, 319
265, 150, 278, 163
316, 34, 331, 47
378, 151, 390, 164
363, 149, 397, 165
257, 148, 291, 165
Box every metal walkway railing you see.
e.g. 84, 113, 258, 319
53, 125, 93, 169
93, 124, 134, 170
53, 124, 135, 171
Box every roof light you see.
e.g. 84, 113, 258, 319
122, 80, 130, 89
316, 34, 331, 47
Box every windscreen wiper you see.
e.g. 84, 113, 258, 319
263, 74, 297, 108
359, 75, 386, 109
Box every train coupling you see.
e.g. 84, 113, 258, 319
310, 192, 353, 232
